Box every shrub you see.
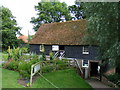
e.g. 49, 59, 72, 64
21, 48, 28, 53
2, 53, 8, 61
18, 58, 40, 79
7, 46, 22, 61
3, 60, 19, 71
19, 55, 31, 61
8, 60, 19, 70
40, 59, 70, 74
56, 59, 68, 64
49, 51, 54, 60
7, 47, 30, 61
57, 63, 69, 70
3, 53, 40, 79
106, 73, 120, 87
18, 61, 31, 79
40, 45, 46, 61
31, 53, 39, 61
41, 65, 54, 73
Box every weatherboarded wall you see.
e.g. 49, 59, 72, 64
30, 44, 98, 60
30, 44, 51, 55
65, 45, 98, 60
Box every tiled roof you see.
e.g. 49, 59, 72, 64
18, 35, 28, 43
30, 19, 87, 45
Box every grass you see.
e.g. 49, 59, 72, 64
2, 68, 24, 88
2, 68, 92, 88
31, 68, 92, 88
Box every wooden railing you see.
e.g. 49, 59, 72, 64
53, 50, 65, 59
74, 59, 84, 78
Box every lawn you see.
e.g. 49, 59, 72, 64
2, 68, 92, 88
32, 69, 92, 88
2, 68, 24, 88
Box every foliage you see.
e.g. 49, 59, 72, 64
20, 47, 28, 53
42, 65, 55, 73
2, 56, 70, 79
1, 52, 8, 61
7, 46, 30, 61
4, 60, 19, 71
106, 73, 120, 87
7, 46, 22, 61
83, 2, 120, 69
41, 45, 46, 61
2, 52, 40, 79
41, 59, 70, 74
68, 1, 85, 20
49, 51, 54, 60
0, 6, 21, 50
18, 56, 40, 79
2, 50, 77, 80
18, 61, 31, 79
30, 1, 72, 31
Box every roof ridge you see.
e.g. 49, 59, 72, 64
41, 19, 86, 26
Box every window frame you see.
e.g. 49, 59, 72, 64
82, 60, 89, 68
82, 46, 89, 54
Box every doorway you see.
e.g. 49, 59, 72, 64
90, 62, 99, 77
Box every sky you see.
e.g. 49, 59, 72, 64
1, 0, 75, 36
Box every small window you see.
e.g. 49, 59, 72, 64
82, 60, 89, 67
52, 45, 59, 51
83, 46, 89, 54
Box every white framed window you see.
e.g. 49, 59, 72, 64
52, 45, 59, 51
82, 46, 89, 54
82, 60, 89, 68
39, 45, 42, 52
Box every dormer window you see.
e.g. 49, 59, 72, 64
83, 46, 89, 54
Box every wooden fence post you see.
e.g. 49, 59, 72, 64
30, 65, 33, 86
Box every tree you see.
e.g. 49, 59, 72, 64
83, 2, 120, 73
30, 1, 72, 31
0, 6, 21, 50
68, 0, 85, 20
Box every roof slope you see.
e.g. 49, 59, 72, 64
30, 19, 87, 45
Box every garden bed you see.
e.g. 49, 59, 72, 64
18, 75, 39, 87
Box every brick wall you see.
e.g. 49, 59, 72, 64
104, 68, 116, 75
